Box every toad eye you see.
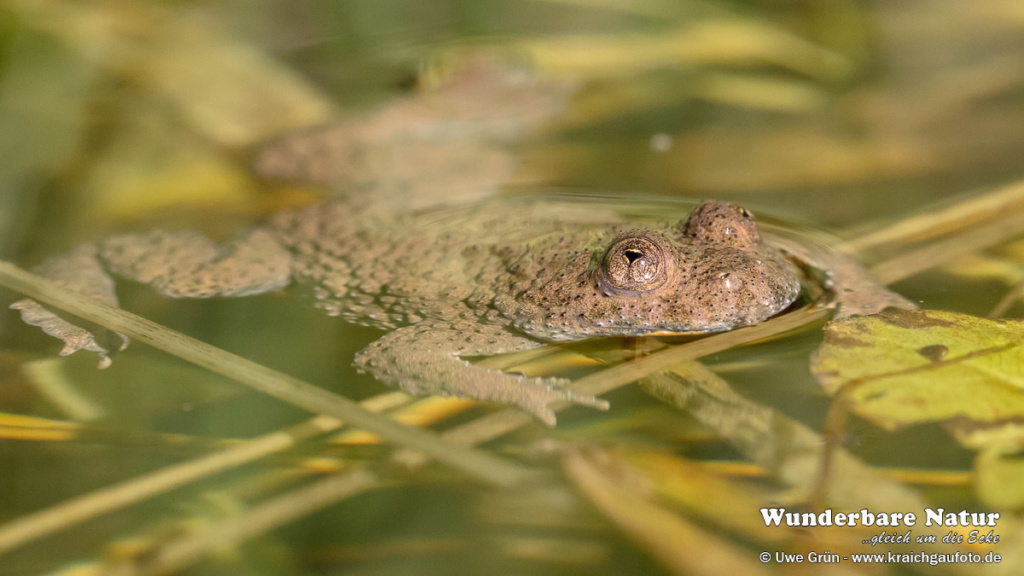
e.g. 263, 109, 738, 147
682, 201, 760, 247
602, 235, 667, 292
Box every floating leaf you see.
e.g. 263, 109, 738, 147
811, 308, 1024, 431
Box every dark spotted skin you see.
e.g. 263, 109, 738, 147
10, 62, 817, 426
12, 199, 802, 426
495, 202, 800, 341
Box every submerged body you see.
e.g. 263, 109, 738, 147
271, 198, 801, 338
10, 64, 913, 425
12, 196, 813, 425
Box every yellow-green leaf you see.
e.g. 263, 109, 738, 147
811, 309, 1024, 431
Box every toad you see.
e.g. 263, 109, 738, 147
9, 63, 913, 425
13, 195, 915, 425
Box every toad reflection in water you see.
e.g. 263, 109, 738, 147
10, 66, 912, 425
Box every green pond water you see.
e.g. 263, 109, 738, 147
1, 1, 1023, 575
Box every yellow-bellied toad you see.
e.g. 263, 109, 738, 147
12, 198, 813, 425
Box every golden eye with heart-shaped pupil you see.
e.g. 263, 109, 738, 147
604, 236, 665, 291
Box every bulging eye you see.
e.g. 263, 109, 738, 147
602, 234, 668, 292
682, 201, 760, 247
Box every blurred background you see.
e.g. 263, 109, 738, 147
0, 1, 1023, 574
3, 0, 1022, 256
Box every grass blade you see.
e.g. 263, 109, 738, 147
0, 260, 533, 488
